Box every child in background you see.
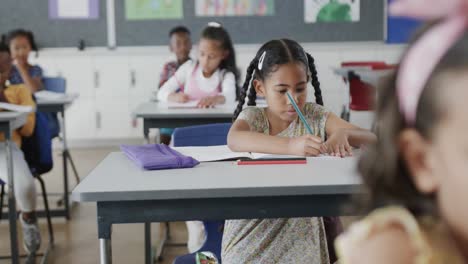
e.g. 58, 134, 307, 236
158, 26, 192, 88
158, 25, 192, 145
335, 0, 468, 263
158, 22, 238, 252
224, 39, 376, 263
157, 22, 239, 108
6, 29, 43, 93
0, 42, 41, 256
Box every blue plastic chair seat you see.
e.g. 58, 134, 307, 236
173, 123, 231, 147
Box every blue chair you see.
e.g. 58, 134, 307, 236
41, 77, 80, 212
42, 77, 66, 138
172, 123, 231, 264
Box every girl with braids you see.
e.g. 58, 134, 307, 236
6, 29, 43, 93
335, 0, 468, 263
223, 39, 375, 263
158, 22, 239, 108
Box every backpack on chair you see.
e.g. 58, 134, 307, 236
21, 111, 54, 175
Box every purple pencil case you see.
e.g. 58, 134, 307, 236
120, 144, 199, 170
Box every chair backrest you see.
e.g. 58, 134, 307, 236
42, 77, 66, 93
21, 112, 54, 175
41, 77, 66, 138
173, 123, 231, 147
172, 123, 231, 262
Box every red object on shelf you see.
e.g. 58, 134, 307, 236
341, 62, 395, 111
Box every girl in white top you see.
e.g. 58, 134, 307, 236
158, 22, 238, 107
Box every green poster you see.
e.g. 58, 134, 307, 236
125, 0, 183, 20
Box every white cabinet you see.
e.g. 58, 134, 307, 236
95, 98, 133, 139
65, 99, 96, 139
127, 55, 161, 137
93, 56, 130, 100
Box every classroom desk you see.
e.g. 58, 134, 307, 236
36, 94, 79, 220
133, 102, 235, 143
0, 111, 28, 264
72, 152, 361, 264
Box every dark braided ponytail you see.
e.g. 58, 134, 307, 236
233, 57, 258, 121
306, 53, 324, 106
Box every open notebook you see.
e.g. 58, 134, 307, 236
172, 145, 341, 162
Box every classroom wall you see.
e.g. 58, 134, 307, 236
31, 42, 404, 147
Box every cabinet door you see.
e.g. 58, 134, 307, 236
64, 98, 96, 140
128, 55, 162, 137
92, 56, 130, 101
53, 55, 95, 99
95, 98, 133, 139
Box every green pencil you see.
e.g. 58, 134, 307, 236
286, 91, 313, 135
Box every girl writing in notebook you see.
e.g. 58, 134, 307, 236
6, 29, 43, 93
157, 22, 239, 108
224, 39, 375, 263
335, 0, 468, 263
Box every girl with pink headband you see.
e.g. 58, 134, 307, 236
334, 0, 468, 263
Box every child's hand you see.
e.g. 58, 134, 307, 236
13, 57, 28, 71
197, 96, 219, 108
322, 129, 353, 157
287, 135, 323, 156
168, 92, 190, 103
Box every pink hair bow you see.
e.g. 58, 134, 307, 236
390, 0, 468, 124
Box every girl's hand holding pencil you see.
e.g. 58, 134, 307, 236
287, 135, 323, 156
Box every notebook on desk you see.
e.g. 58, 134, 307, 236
172, 145, 341, 162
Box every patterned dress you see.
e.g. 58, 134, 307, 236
335, 206, 465, 264
221, 102, 331, 264
9, 65, 43, 85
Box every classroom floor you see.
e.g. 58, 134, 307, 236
0, 147, 188, 264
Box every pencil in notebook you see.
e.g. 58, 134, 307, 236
286, 91, 313, 135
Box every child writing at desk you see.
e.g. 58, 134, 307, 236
157, 22, 239, 108
335, 0, 468, 263
224, 39, 376, 263
6, 29, 43, 93
0, 42, 41, 256
158, 25, 192, 145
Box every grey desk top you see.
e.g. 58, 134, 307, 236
36, 93, 79, 106
72, 152, 361, 202
0, 112, 28, 131
133, 102, 236, 119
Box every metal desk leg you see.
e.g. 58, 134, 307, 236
100, 239, 112, 264
6, 140, 19, 264
143, 121, 150, 144
98, 203, 113, 264
145, 222, 153, 264
60, 111, 70, 219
